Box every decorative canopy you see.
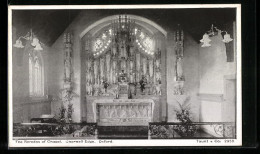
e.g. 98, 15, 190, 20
91, 15, 155, 58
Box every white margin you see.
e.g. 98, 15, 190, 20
8, 4, 242, 147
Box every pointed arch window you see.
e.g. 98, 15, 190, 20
29, 53, 44, 97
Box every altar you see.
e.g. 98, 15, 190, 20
93, 99, 154, 126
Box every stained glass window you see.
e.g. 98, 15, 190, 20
29, 54, 44, 97
143, 37, 153, 51
94, 38, 103, 51
92, 27, 154, 56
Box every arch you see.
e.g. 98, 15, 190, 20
79, 14, 167, 39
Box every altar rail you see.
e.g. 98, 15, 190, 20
13, 122, 235, 139
149, 122, 236, 139
13, 123, 97, 138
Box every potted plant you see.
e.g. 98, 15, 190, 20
173, 97, 197, 137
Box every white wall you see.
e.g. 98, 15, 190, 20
198, 24, 236, 135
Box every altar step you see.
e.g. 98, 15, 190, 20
97, 126, 148, 139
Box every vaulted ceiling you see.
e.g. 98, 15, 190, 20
12, 9, 235, 46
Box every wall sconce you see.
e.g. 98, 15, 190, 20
200, 33, 212, 47
200, 24, 233, 47
13, 29, 43, 51
222, 32, 233, 43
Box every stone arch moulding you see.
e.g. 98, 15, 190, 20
79, 14, 167, 39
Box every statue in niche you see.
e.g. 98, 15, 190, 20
100, 57, 105, 79
139, 75, 147, 94
94, 59, 99, 83
87, 59, 93, 84
142, 57, 147, 75
176, 57, 184, 81
106, 54, 111, 82
149, 59, 154, 78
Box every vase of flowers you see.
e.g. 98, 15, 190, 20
173, 97, 197, 137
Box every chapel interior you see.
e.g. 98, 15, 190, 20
12, 8, 237, 139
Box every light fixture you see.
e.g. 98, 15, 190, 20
200, 33, 211, 47
34, 42, 43, 51
13, 29, 43, 51
200, 24, 233, 47
222, 32, 233, 43
13, 39, 24, 48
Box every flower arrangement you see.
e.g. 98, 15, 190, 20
67, 103, 74, 123
56, 88, 78, 123
58, 104, 67, 123
173, 97, 197, 137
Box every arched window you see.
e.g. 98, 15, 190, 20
29, 53, 44, 97
29, 54, 33, 95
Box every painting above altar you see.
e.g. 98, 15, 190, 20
85, 15, 162, 98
